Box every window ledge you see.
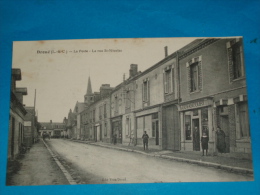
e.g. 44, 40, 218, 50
231, 77, 246, 82
236, 138, 251, 143
189, 90, 201, 95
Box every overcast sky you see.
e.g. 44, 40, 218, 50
12, 37, 195, 122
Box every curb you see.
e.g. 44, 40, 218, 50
43, 140, 77, 184
70, 139, 253, 176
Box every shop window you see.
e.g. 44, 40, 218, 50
185, 115, 192, 140
125, 118, 130, 137
152, 122, 156, 137
238, 102, 250, 138
104, 123, 107, 136
227, 39, 245, 81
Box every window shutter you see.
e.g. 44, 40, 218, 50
227, 41, 234, 82
163, 71, 167, 93
187, 65, 191, 93
147, 80, 150, 104
172, 67, 175, 96
142, 83, 144, 103
198, 61, 202, 90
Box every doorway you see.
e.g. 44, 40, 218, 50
152, 120, 159, 145
192, 119, 200, 151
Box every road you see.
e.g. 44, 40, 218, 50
46, 139, 253, 184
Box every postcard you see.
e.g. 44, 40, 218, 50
6, 37, 253, 186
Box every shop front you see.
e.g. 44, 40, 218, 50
135, 106, 161, 149
111, 116, 122, 144
180, 98, 214, 153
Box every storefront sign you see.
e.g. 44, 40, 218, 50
180, 99, 212, 111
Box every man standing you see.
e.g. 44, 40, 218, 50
142, 131, 149, 150
193, 126, 200, 151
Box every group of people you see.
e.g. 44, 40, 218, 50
112, 127, 226, 154
199, 126, 226, 156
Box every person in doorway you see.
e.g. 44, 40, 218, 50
113, 134, 117, 145
216, 126, 226, 153
142, 131, 149, 150
201, 132, 209, 156
193, 126, 200, 151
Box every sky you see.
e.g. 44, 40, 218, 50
12, 37, 196, 122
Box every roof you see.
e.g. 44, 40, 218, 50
15, 87, 28, 95
12, 69, 22, 80
86, 76, 92, 95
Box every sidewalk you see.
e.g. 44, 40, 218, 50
71, 139, 254, 176
6, 139, 70, 186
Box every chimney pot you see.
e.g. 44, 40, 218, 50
164, 46, 168, 57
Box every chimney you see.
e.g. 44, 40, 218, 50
123, 73, 125, 82
164, 46, 168, 57
50, 120, 52, 124
129, 64, 138, 78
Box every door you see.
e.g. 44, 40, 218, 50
96, 126, 100, 141
220, 115, 230, 153
152, 120, 159, 145
192, 119, 200, 151
100, 125, 102, 141
165, 105, 180, 150
155, 121, 159, 145
94, 126, 97, 142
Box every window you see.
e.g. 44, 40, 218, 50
187, 56, 202, 93
232, 42, 243, 79
190, 62, 199, 92
104, 103, 107, 118
164, 66, 174, 94
115, 96, 118, 114
93, 109, 95, 122
142, 78, 149, 102
99, 106, 102, 119
125, 90, 131, 108
227, 39, 245, 81
238, 102, 250, 138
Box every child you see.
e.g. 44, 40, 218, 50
201, 132, 209, 156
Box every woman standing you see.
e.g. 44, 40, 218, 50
201, 132, 209, 156
216, 127, 226, 153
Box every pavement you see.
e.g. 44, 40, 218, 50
6, 139, 70, 186
70, 138, 254, 176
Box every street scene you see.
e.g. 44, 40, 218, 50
6, 37, 253, 185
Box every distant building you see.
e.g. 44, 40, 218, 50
39, 120, 65, 138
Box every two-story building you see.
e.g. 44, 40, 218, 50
178, 38, 250, 158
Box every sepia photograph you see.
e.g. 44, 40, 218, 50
6, 37, 253, 186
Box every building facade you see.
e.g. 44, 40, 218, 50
178, 38, 250, 158
8, 69, 27, 159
